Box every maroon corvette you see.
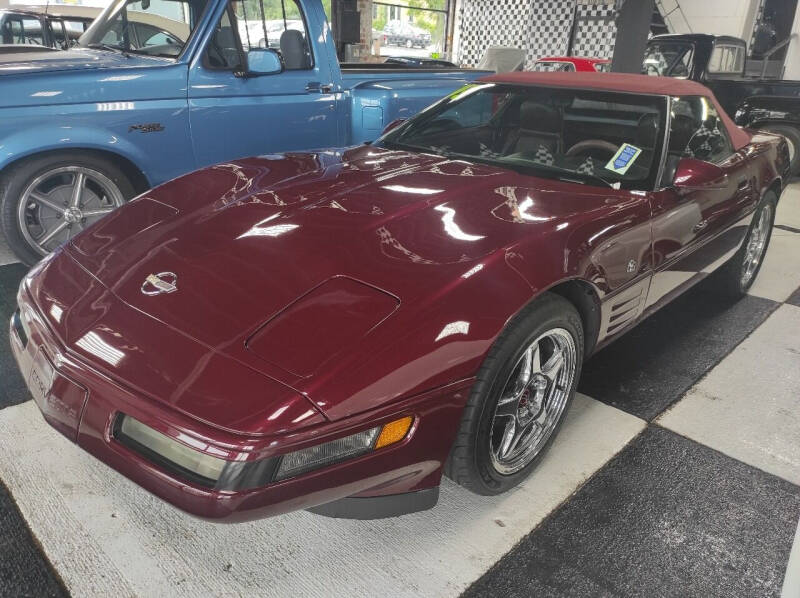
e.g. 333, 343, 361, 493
10, 73, 790, 520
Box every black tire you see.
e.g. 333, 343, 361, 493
0, 151, 136, 266
713, 190, 777, 297
760, 124, 800, 176
445, 293, 584, 495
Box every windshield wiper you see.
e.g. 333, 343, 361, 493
86, 42, 131, 57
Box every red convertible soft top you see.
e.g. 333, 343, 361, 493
479, 71, 751, 150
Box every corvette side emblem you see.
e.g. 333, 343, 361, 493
141, 272, 178, 296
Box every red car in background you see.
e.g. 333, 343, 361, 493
10, 73, 789, 521
534, 56, 611, 72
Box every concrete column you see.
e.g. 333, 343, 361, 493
783, 2, 800, 79
611, 0, 656, 73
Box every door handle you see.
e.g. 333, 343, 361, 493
693, 219, 708, 232
306, 82, 334, 94
737, 178, 751, 191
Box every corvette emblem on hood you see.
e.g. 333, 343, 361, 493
141, 272, 178, 296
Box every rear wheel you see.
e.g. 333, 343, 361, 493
713, 190, 777, 297
0, 152, 134, 265
446, 293, 583, 495
760, 124, 800, 176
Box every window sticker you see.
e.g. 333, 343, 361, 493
605, 143, 642, 175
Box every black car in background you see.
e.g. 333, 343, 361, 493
645, 33, 800, 174
0, 5, 185, 53
382, 19, 431, 49
0, 7, 91, 50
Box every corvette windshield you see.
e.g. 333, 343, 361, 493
79, 0, 208, 58
379, 83, 667, 190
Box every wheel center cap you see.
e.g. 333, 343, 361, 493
64, 207, 83, 224
532, 375, 548, 391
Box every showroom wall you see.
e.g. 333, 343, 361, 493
455, 0, 617, 68
657, 0, 759, 38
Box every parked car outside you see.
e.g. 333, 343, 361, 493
382, 19, 431, 49
0, 0, 487, 265
10, 72, 789, 521
533, 56, 610, 72
644, 33, 800, 174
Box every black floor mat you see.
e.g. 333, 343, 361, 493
464, 426, 800, 598
579, 278, 779, 421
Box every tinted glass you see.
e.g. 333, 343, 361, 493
643, 42, 693, 77
669, 96, 734, 163
708, 43, 745, 74
380, 84, 667, 190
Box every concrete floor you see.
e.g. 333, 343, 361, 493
0, 184, 798, 597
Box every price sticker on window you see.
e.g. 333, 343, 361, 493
605, 143, 642, 175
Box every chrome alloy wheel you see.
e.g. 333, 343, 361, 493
17, 166, 125, 256
741, 203, 773, 287
489, 328, 577, 475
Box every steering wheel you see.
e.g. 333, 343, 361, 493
565, 139, 619, 161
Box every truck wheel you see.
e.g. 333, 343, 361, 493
445, 293, 583, 495
760, 124, 800, 176
0, 152, 135, 265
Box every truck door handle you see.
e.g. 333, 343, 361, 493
306, 82, 334, 93
737, 178, 750, 191
693, 219, 708, 232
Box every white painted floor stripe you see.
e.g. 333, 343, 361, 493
658, 304, 800, 485
783, 516, 800, 598
0, 394, 644, 598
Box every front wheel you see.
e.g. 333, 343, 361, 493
445, 293, 583, 495
0, 152, 134, 265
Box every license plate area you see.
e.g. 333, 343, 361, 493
29, 347, 87, 442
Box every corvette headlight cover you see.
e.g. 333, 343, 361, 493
116, 414, 413, 488
117, 415, 229, 485
274, 416, 414, 481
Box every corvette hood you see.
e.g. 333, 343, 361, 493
66, 147, 578, 394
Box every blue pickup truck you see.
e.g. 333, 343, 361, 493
0, 0, 484, 264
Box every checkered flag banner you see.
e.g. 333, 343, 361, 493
457, 1, 618, 69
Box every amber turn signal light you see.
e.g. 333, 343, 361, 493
375, 416, 414, 449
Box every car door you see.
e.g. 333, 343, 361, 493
646, 95, 756, 309
188, 0, 341, 169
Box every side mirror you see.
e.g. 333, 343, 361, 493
242, 48, 283, 77
382, 118, 407, 136
672, 157, 727, 191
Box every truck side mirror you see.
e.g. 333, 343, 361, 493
242, 48, 283, 77
672, 157, 727, 191
382, 118, 407, 135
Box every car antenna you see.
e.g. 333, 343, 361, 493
44, 0, 49, 15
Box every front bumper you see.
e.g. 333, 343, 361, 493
10, 285, 471, 521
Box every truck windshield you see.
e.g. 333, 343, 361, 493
79, 0, 209, 58
379, 83, 666, 191
642, 42, 693, 77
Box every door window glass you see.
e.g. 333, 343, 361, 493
206, 0, 312, 70
708, 43, 745, 74
533, 61, 575, 72
669, 96, 734, 163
